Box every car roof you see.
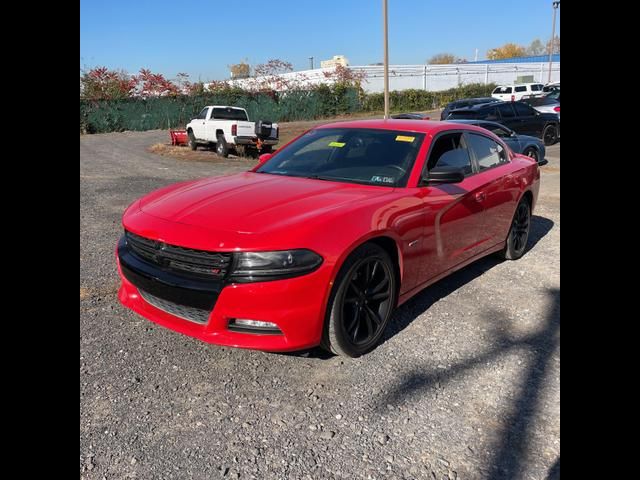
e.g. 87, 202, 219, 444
445, 119, 508, 129
205, 105, 247, 109
314, 118, 497, 136
495, 83, 543, 87
450, 101, 505, 113
449, 97, 498, 106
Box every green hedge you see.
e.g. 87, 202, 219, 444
80, 83, 496, 134
363, 83, 497, 112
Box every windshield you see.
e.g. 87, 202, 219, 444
257, 128, 425, 187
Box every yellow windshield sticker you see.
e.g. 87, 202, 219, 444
395, 135, 415, 142
328, 141, 346, 147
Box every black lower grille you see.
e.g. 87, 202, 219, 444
139, 289, 210, 324
125, 231, 232, 279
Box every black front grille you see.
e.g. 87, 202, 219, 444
125, 231, 232, 279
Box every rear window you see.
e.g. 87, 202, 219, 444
212, 107, 248, 121
531, 84, 543, 91
514, 86, 526, 92
493, 86, 512, 94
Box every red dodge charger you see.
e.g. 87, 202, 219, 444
117, 119, 540, 357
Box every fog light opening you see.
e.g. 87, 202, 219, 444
227, 319, 283, 335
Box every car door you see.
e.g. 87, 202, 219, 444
496, 103, 521, 133
204, 107, 219, 140
418, 132, 487, 281
191, 107, 209, 139
513, 102, 540, 136
464, 132, 518, 246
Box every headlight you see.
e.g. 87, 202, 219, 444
229, 249, 323, 283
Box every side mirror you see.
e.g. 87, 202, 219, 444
258, 153, 273, 165
422, 166, 465, 186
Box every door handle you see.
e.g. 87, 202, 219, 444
474, 192, 486, 202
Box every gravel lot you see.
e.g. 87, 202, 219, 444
80, 127, 560, 480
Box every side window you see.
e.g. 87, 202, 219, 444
497, 103, 515, 118
514, 102, 535, 116
514, 86, 526, 92
196, 108, 208, 120
466, 134, 508, 172
485, 107, 499, 121
493, 86, 512, 94
531, 84, 542, 91
480, 123, 511, 138
426, 133, 473, 176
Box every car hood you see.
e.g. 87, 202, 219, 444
137, 172, 392, 235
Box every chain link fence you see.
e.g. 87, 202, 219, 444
80, 88, 361, 134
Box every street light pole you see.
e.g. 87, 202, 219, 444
383, 0, 389, 119
548, 1, 560, 83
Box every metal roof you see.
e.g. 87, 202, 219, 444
467, 54, 560, 64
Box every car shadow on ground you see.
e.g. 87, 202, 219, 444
293, 215, 554, 360
373, 288, 560, 479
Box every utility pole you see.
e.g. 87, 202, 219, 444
383, 0, 389, 119
309, 57, 314, 70
548, 1, 560, 83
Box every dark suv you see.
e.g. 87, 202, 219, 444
446, 101, 560, 145
440, 97, 500, 121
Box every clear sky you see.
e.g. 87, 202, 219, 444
80, 0, 560, 82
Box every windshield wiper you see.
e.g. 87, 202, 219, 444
305, 174, 394, 187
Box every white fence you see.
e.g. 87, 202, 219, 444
219, 62, 560, 93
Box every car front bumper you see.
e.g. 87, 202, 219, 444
116, 238, 331, 352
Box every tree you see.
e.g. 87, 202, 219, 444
322, 64, 367, 88
527, 39, 545, 56
80, 66, 136, 100
175, 72, 206, 95
486, 43, 526, 60
133, 68, 179, 97
428, 53, 456, 65
253, 59, 293, 77
229, 61, 250, 79
546, 35, 560, 54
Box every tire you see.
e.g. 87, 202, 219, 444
216, 134, 229, 158
322, 243, 397, 357
523, 146, 539, 163
187, 130, 197, 151
500, 198, 531, 260
542, 124, 558, 146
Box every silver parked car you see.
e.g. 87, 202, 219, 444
521, 91, 560, 121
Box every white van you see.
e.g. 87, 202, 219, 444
491, 83, 545, 101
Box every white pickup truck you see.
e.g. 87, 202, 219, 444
186, 106, 279, 157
